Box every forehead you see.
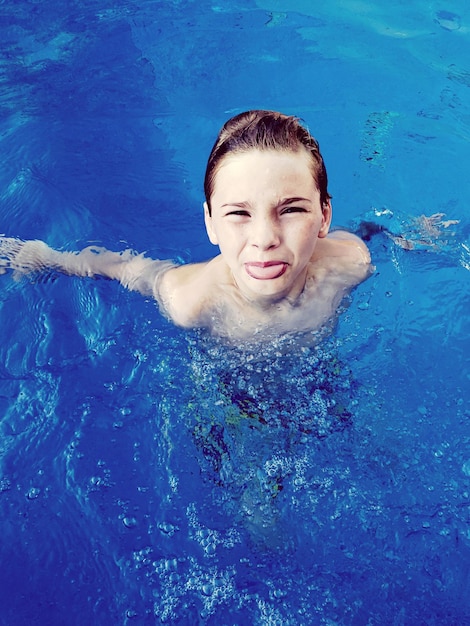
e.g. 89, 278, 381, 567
211, 149, 317, 199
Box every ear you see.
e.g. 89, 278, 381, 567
204, 202, 219, 245
318, 199, 332, 238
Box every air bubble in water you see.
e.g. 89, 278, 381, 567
123, 516, 137, 528
164, 558, 177, 571
158, 521, 177, 536
0, 477, 11, 493
26, 487, 41, 500
202, 582, 214, 596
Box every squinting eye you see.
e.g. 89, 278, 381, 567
226, 210, 250, 217
282, 207, 307, 214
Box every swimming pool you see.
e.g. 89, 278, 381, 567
1, 0, 470, 623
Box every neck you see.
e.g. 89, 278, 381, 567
230, 270, 308, 311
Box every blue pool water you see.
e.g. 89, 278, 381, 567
1, 1, 470, 624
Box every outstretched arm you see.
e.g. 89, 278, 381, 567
0, 236, 174, 297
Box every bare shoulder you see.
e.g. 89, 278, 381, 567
158, 258, 222, 327
319, 230, 371, 263
311, 230, 372, 286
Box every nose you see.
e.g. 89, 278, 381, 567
250, 215, 281, 250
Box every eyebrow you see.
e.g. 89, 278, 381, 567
278, 196, 312, 206
220, 197, 313, 209
220, 201, 250, 209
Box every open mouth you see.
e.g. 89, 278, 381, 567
244, 262, 288, 280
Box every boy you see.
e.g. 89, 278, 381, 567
0, 110, 372, 338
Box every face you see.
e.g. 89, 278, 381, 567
204, 149, 332, 304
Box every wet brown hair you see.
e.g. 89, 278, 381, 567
204, 110, 331, 215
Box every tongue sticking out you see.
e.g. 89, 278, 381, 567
245, 263, 287, 280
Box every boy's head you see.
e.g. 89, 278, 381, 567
204, 110, 331, 216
